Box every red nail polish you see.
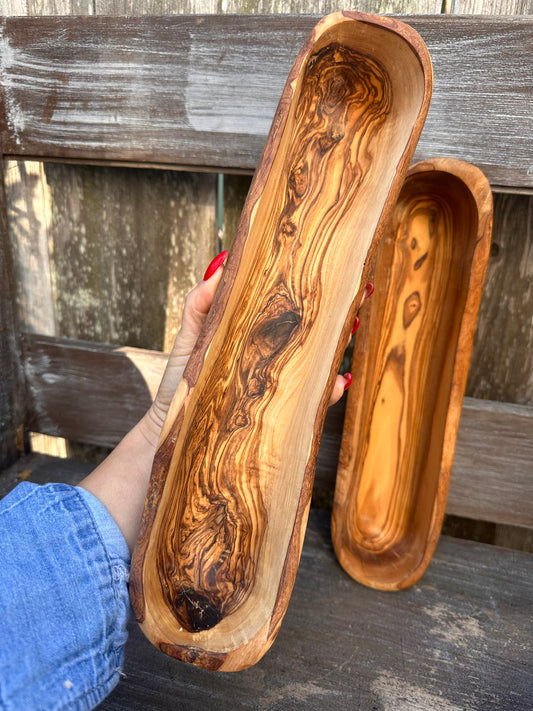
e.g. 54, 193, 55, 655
364, 281, 375, 299
351, 316, 360, 335
343, 372, 353, 391
203, 250, 228, 281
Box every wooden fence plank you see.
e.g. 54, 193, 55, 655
0, 153, 24, 468
4, 160, 56, 336
42, 163, 216, 351
448, 398, 533, 528
450, 0, 533, 12
0, 15, 531, 188
22, 335, 165, 445
95, 0, 443, 13
0, 1, 93, 13
466, 192, 533, 406
22, 334, 533, 528
6, 162, 216, 353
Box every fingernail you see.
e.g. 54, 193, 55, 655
203, 250, 228, 281
351, 316, 360, 335
364, 281, 375, 299
343, 372, 353, 391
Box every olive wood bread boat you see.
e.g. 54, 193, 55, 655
130, 12, 432, 670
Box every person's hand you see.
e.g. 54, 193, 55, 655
139, 251, 228, 450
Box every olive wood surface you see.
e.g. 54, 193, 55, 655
130, 11, 432, 671
333, 158, 493, 591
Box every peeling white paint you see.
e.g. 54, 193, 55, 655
423, 602, 486, 650
371, 671, 464, 711
256, 681, 341, 710
42, 372, 63, 385
0, 29, 25, 142
185, 29, 281, 135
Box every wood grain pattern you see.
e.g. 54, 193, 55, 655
450, 0, 533, 12
93, 0, 444, 12
333, 158, 493, 591
129, 12, 432, 670
0, 16, 531, 187
3, 160, 56, 337
153, 40, 394, 638
22, 334, 163, 445
447, 398, 533, 528
42, 164, 216, 352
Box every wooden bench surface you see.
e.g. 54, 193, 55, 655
112, 519, 533, 710
2, 455, 531, 711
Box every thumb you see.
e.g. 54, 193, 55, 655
150, 251, 227, 426
171, 250, 227, 359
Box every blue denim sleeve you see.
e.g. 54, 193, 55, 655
0, 482, 131, 711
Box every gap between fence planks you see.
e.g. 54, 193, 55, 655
21, 334, 533, 530
0, 15, 531, 188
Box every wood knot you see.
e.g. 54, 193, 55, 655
252, 294, 301, 360
171, 587, 223, 633
323, 74, 350, 111
247, 376, 266, 398
403, 291, 421, 328
279, 218, 297, 237
289, 164, 308, 198
414, 252, 428, 270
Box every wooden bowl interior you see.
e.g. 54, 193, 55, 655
334, 170, 480, 590
139, 17, 429, 662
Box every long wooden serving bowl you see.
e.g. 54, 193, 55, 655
332, 158, 493, 591
130, 12, 432, 671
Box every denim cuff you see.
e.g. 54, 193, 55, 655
0, 482, 132, 711
75, 486, 131, 566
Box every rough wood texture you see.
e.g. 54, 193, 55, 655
0, 16, 531, 188
0, 0, 93, 12
5, 162, 217, 359
450, 0, 533, 12
94, 0, 443, 12
0, 151, 24, 468
448, 398, 533, 528
333, 159, 493, 591
22, 334, 164, 444
4, 160, 56, 336
129, 12, 432, 671
43, 164, 216, 351
466, 192, 533, 406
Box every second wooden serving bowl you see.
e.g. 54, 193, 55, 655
332, 158, 493, 591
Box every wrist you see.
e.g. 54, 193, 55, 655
78, 417, 158, 553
